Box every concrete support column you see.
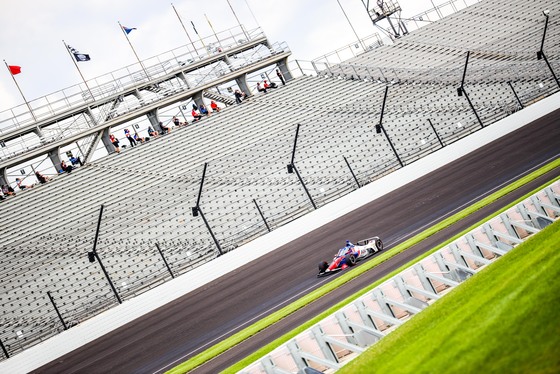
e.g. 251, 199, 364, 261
235, 74, 251, 97
222, 55, 233, 72
85, 107, 98, 127
277, 57, 294, 82
177, 72, 190, 88
33, 127, 45, 144
0, 168, 7, 187
192, 91, 205, 109
146, 109, 163, 132
132, 89, 144, 106
101, 128, 115, 155
48, 148, 62, 172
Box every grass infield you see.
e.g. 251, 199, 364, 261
339, 220, 560, 373
167, 158, 559, 374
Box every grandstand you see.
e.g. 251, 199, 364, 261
0, 0, 559, 362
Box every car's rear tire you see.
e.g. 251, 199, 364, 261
376, 239, 383, 251
345, 254, 356, 266
318, 261, 329, 273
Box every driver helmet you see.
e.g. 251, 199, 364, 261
346, 240, 352, 246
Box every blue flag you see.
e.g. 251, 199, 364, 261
122, 26, 137, 34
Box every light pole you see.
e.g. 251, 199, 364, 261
88, 205, 122, 304
537, 10, 560, 88
457, 51, 484, 128
191, 162, 223, 255
375, 86, 403, 167
287, 124, 317, 210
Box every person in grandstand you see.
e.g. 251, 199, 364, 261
256, 82, 267, 94
234, 89, 246, 104
124, 128, 137, 148
134, 133, 147, 144
199, 104, 210, 117
276, 68, 286, 85
264, 80, 277, 89
191, 108, 203, 122
35, 171, 50, 184
60, 160, 73, 173
1, 184, 16, 196
109, 134, 121, 153
147, 126, 159, 138
15, 178, 33, 190
159, 121, 171, 134
210, 100, 220, 113
69, 156, 83, 166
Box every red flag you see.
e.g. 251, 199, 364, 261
8, 65, 21, 75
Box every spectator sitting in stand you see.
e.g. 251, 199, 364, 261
15, 177, 33, 190
210, 100, 220, 113
199, 104, 210, 117
173, 116, 181, 127
256, 82, 267, 94
69, 156, 83, 166
60, 161, 73, 173
134, 133, 147, 143
2, 184, 16, 196
159, 121, 171, 134
147, 126, 159, 138
191, 108, 203, 122
35, 171, 50, 184
263, 80, 277, 89
234, 89, 246, 104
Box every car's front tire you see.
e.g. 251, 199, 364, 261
318, 261, 329, 273
376, 238, 383, 251
345, 254, 356, 266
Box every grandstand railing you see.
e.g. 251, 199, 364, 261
0, 26, 265, 136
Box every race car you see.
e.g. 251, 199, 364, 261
317, 237, 383, 277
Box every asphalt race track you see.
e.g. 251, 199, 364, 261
34, 108, 560, 374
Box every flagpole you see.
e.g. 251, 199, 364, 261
118, 21, 150, 80
205, 14, 223, 50
190, 20, 207, 55
242, 0, 260, 29
226, 0, 249, 40
3, 60, 37, 121
171, 3, 199, 59
63, 40, 95, 102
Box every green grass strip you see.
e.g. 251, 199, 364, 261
339, 220, 560, 374
167, 158, 559, 374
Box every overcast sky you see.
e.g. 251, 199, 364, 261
0, 0, 444, 112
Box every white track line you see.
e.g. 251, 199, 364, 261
152, 276, 333, 373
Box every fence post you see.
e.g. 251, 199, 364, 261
253, 198, 271, 232
0, 338, 9, 359
47, 291, 67, 330
507, 81, 524, 109
343, 156, 361, 188
427, 119, 444, 148
155, 243, 175, 278
191, 163, 223, 256
89, 205, 122, 304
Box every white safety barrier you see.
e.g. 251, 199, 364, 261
239, 180, 560, 374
